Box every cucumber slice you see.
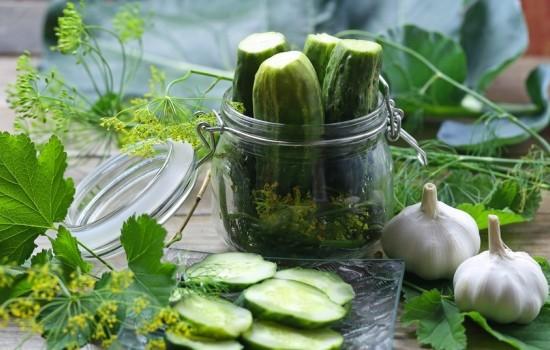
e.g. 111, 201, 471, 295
274, 268, 355, 305
185, 252, 277, 290
165, 332, 243, 350
242, 320, 343, 350
243, 279, 347, 329
173, 294, 252, 339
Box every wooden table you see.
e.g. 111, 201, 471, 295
0, 55, 549, 349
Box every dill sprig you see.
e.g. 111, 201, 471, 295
101, 66, 231, 157
392, 142, 549, 217
6, 2, 147, 159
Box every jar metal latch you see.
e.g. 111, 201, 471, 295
196, 77, 428, 166
380, 76, 428, 166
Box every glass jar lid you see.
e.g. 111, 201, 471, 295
65, 141, 197, 257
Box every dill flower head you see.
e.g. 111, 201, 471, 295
145, 338, 166, 350
66, 313, 92, 336
28, 265, 60, 300
6, 53, 45, 120
8, 298, 41, 319
108, 270, 134, 293
96, 301, 119, 330
68, 272, 96, 294
54, 2, 86, 54
113, 3, 146, 43
0, 308, 8, 328
0, 267, 14, 288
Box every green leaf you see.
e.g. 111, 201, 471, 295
120, 214, 177, 305
51, 226, 92, 276
438, 65, 550, 148
31, 249, 53, 266
381, 25, 467, 110
0, 134, 75, 264
460, 0, 528, 92
457, 203, 525, 229
467, 308, 550, 350
403, 289, 467, 350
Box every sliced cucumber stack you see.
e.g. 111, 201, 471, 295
243, 279, 347, 329
274, 267, 355, 305
242, 320, 343, 350
173, 294, 252, 339
185, 252, 277, 290
165, 332, 243, 350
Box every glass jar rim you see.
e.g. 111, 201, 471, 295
219, 88, 388, 145
65, 141, 197, 257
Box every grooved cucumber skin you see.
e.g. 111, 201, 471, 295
322, 39, 382, 123
252, 51, 324, 194
303, 33, 341, 87
253, 51, 324, 127
232, 33, 289, 117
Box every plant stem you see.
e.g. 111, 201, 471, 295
166, 169, 212, 248
337, 30, 550, 153
76, 240, 114, 271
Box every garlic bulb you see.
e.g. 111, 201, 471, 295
382, 183, 480, 280
454, 215, 548, 324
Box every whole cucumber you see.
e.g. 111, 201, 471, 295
232, 32, 289, 117
303, 33, 341, 87
252, 51, 324, 193
323, 39, 382, 123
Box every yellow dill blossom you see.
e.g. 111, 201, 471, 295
54, 3, 85, 54
66, 313, 91, 335
18, 318, 44, 334
28, 265, 59, 300
145, 338, 166, 350
8, 299, 40, 319
167, 321, 192, 337
100, 116, 127, 133
101, 334, 117, 348
131, 297, 150, 314
108, 270, 134, 293
157, 308, 179, 326
0, 267, 13, 288
68, 273, 96, 294
0, 308, 8, 328
113, 3, 145, 43
92, 324, 106, 341
97, 301, 118, 330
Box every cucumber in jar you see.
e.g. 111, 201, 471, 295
232, 32, 289, 116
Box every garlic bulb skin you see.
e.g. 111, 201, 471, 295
382, 183, 480, 280
453, 215, 548, 324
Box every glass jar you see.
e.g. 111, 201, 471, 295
201, 79, 426, 258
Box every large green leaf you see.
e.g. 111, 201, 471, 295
381, 25, 467, 111
467, 309, 550, 350
438, 65, 550, 148
402, 289, 467, 350
120, 214, 177, 305
457, 203, 525, 230
461, 0, 528, 92
0, 134, 75, 264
